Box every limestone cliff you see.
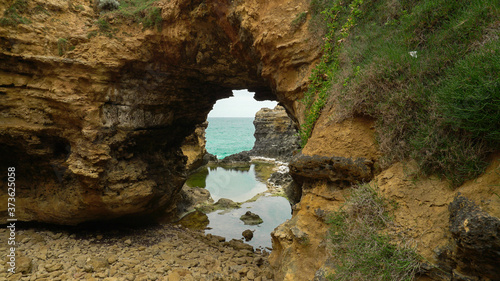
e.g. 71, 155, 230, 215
269, 97, 500, 280
1, 0, 498, 280
250, 105, 300, 161
0, 0, 319, 224
181, 121, 208, 171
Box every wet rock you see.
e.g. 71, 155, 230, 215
215, 198, 241, 209
268, 170, 302, 205
240, 211, 263, 225
203, 153, 218, 164
220, 151, 252, 163
177, 185, 213, 214
448, 195, 500, 280
242, 229, 254, 241
176, 211, 209, 230
197, 197, 242, 213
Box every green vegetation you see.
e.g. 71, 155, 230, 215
114, 0, 163, 31
57, 38, 68, 56
327, 184, 421, 280
90, 0, 163, 39
291, 12, 308, 31
0, 0, 31, 26
299, 0, 364, 146
87, 18, 116, 38
300, 0, 500, 186
98, 0, 120, 12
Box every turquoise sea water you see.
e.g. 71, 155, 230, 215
206, 117, 255, 159
186, 117, 291, 249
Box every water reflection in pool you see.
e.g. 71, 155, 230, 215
186, 164, 271, 202
207, 195, 291, 249
185, 163, 292, 249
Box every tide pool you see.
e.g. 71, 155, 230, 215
206, 195, 291, 249
185, 163, 292, 249
186, 163, 274, 203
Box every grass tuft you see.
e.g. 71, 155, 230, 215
114, 0, 163, 31
302, 0, 499, 186
57, 38, 68, 56
291, 12, 308, 31
327, 184, 421, 281
0, 0, 31, 27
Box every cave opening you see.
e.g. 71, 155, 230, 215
205, 89, 278, 160
178, 89, 296, 249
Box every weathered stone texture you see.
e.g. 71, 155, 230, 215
251, 105, 300, 161
448, 195, 500, 280
0, 0, 318, 224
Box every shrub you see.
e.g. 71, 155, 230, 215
327, 185, 421, 281
98, 0, 120, 12
0, 0, 31, 26
291, 12, 308, 31
115, 0, 163, 31
437, 41, 500, 144
302, 0, 499, 186
57, 38, 68, 56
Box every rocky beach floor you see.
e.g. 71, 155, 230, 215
1, 223, 274, 281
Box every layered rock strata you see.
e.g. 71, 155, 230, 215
270, 102, 500, 280
219, 105, 300, 163
0, 0, 319, 224
250, 105, 300, 161
2, 0, 499, 280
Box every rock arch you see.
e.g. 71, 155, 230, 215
0, 0, 319, 224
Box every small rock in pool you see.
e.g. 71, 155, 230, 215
240, 211, 263, 225
242, 229, 254, 241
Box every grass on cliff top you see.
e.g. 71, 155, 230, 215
301, 0, 500, 187
0, 0, 31, 26
327, 184, 421, 281
91, 0, 162, 38
112, 0, 162, 31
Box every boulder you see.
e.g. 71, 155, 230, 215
0, 0, 320, 225
176, 211, 209, 230
448, 195, 500, 280
240, 211, 263, 225
242, 229, 254, 241
289, 153, 374, 185
177, 185, 213, 215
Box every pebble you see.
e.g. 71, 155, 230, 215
0, 225, 274, 280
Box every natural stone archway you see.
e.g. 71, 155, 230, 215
0, 0, 320, 224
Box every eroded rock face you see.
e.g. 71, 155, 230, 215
448, 195, 500, 280
251, 105, 300, 161
289, 153, 374, 185
0, 0, 319, 224
181, 121, 208, 171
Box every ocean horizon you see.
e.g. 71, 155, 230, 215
205, 117, 255, 159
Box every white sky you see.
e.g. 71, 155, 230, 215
208, 89, 278, 118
